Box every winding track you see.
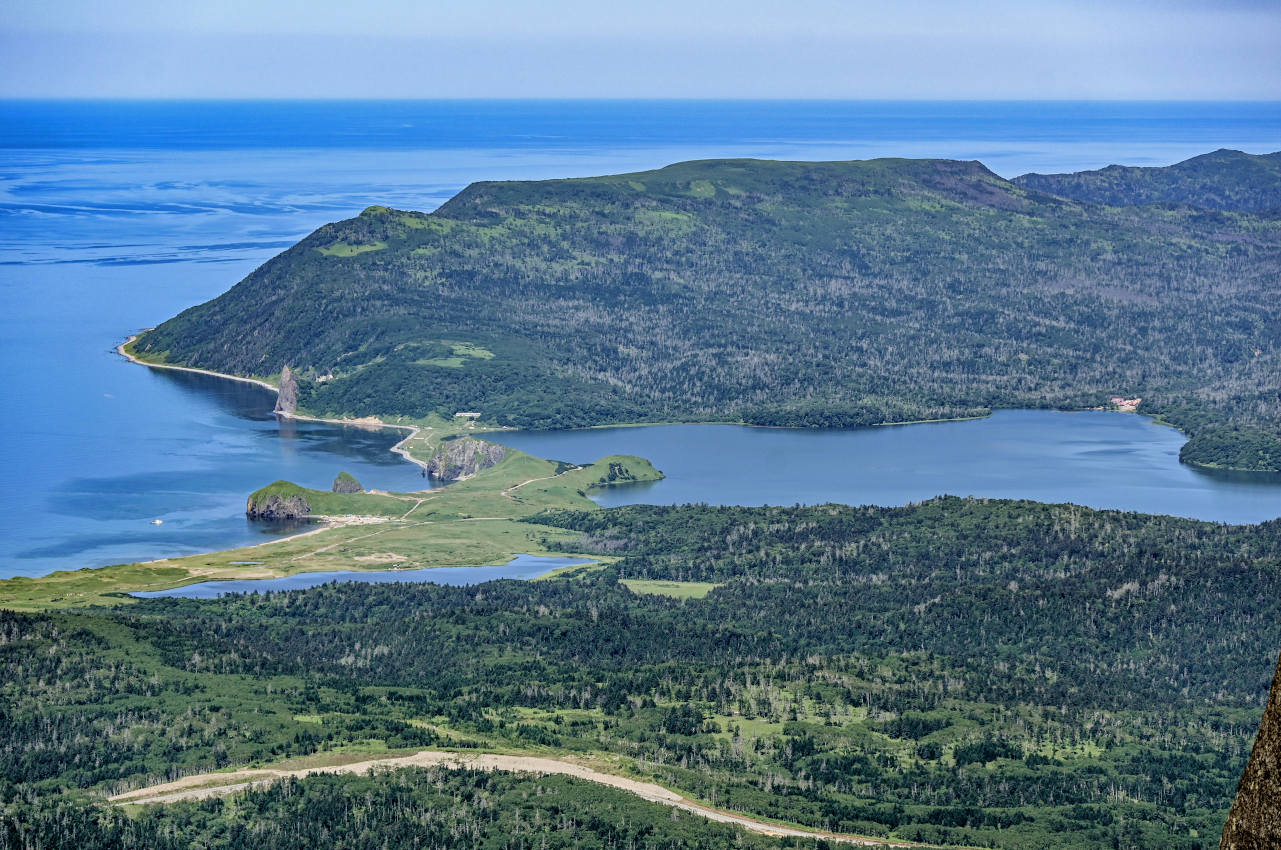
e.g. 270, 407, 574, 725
109, 750, 926, 847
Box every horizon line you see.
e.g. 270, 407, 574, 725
3, 96, 1281, 104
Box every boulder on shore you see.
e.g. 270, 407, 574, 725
1221, 650, 1281, 849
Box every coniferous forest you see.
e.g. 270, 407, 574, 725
4, 498, 1280, 849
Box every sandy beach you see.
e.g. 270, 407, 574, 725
117, 333, 430, 471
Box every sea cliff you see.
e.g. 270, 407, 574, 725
246, 481, 311, 519
426, 436, 508, 481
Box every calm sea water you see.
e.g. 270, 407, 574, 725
2, 100, 1279, 578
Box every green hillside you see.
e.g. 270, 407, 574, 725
134, 155, 1281, 469
5, 497, 1281, 848
6, 769, 796, 850
1014, 149, 1281, 212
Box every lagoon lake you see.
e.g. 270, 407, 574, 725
134, 554, 593, 599
490, 412, 1281, 525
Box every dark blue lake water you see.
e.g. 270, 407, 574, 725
133, 554, 593, 599
491, 412, 1281, 525
2, 100, 1279, 578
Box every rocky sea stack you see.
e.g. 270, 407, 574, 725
246, 481, 311, 520
426, 436, 507, 481
274, 365, 298, 416
332, 471, 364, 493
1221, 650, 1281, 849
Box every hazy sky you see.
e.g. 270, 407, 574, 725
2, 0, 1279, 99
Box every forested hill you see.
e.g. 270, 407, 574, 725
1014, 149, 1281, 212
7, 497, 1281, 848
134, 155, 1281, 470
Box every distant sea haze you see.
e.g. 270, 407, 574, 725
0, 100, 1278, 577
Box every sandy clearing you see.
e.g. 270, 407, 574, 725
110, 750, 921, 847
353, 552, 411, 563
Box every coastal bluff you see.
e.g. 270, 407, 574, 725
1221, 650, 1281, 849
426, 436, 507, 481
246, 481, 311, 520
332, 471, 364, 493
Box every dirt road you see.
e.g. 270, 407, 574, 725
110, 750, 923, 847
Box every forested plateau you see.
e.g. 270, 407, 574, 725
1012, 149, 1281, 213
5, 497, 1281, 849
132, 151, 1281, 469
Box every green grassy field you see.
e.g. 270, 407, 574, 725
316, 240, 387, 257
621, 579, 723, 599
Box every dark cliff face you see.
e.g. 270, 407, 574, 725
1222, 651, 1281, 849
274, 365, 298, 416
426, 437, 507, 481
246, 492, 311, 520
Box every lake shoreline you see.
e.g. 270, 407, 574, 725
116, 335, 1281, 531
118, 334, 1184, 460
131, 554, 599, 599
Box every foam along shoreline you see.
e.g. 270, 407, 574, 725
117, 334, 429, 472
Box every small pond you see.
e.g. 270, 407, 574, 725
133, 554, 593, 599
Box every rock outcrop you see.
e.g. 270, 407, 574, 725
332, 471, 364, 493
1222, 650, 1281, 849
246, 482, 311, 520
426, 436, 507, 481
274, 365, 298, 415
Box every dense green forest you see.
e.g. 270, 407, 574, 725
2, 768, 795, 850
1013, 149, 1281, 212
134, 152, 1281, 469
5, 498, 1280, 849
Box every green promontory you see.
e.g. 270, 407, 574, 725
246, 481, 407, 520
246, 480, 311, 519
425, 436, 508, 481
135, 154, 1281, 469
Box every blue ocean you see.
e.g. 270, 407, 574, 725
2, 100, 1279, 578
